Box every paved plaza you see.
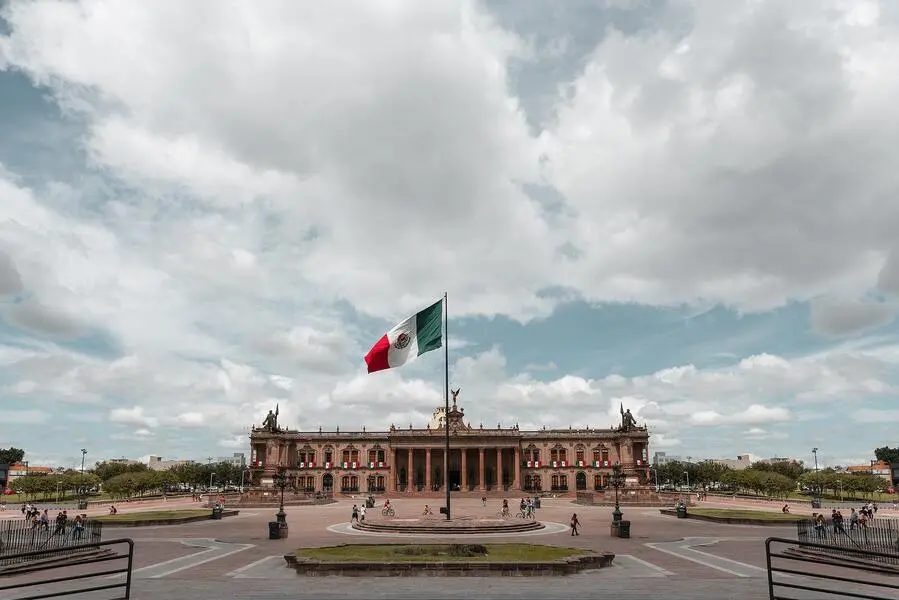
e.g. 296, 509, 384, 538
3, 496, 894, 599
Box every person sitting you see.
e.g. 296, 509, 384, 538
422, 504, 433, 515
109, 505, 118, 515
782, 504, 790, 513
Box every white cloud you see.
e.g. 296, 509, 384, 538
0, 0, 898, 465
0, 409, 49, 425
691, 405, 791, 427
109, 406, 158, 428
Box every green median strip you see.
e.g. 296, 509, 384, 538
686, 508, 804, 521
93, 509, 212, 522
295, 543, 593, 563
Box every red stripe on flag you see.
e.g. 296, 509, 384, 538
364, 334, 391, 373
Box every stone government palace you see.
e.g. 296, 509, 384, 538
248, 398, 650, 496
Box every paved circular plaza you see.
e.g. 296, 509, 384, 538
4, 496, 885, 600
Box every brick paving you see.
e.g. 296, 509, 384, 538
2, 497, 886, 599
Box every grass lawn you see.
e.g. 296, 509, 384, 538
296, 544, 593, 563
688, 508, 804, 522
94, 509, 211, 522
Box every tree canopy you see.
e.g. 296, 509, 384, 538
874, 446, 899, 464
0, 447, 26, 465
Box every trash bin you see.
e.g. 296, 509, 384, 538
534, 497, 541, 509
211, 507, 223, 520
676, 505, 688, 518
77, 501, 89, 510
618, 520, 631, 538
811, 500, 822, 509
268, 521, 288, 540
610, 521, 620, 537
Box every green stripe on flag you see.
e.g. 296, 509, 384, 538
415, 299, 443, 356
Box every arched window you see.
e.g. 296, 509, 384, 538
575, 471, 587, 491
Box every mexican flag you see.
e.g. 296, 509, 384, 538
369, 461, 376, 469
560, 460, 568, 467
365, 299, 443, 373
308, 461, 315, 468
592, 460, 600, 467
299, 461, 306, 468
325, 462, 332, 469
341, 461, 349, 469
378, 461, 385, 468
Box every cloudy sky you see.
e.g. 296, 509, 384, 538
1, 0, 897, 470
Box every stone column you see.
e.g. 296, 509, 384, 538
425, 448, 432, 491
496, 448, 503, 490
407, 448, 414, 493
513, 446, 521, 491
461, 448, 468, 490
388, 448, 396, 493
478, 447, 486, 491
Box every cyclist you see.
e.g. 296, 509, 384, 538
423, 504, 433, 516
501, 499, 509, 517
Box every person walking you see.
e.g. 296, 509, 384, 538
351, 504, 359, 523
570, 513, 580, 536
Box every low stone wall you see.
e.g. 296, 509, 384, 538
658, 509, 801, 526
576, 489, 689, 506
98, 509, 240, 527
282, 552, 615, 577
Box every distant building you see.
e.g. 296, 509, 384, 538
712, 455, 752, 470
6, 463, 53, 484
653, 452, 683, 466
147, 456, 194, 471
846, 461, 892, 483
214, 453, 246, 468
0, 463, 8, 491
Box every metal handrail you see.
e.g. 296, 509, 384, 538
766, 536, 899, 600
0, 538, 133, 600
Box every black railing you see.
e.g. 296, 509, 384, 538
1, 519, 103, 567
0, 538, 132, 600
797, 518, 899, 565
766, 536, 899, 600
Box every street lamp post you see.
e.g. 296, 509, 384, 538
811, 447, 821, 508
274, 466, 288, 525
684, 471, 690, 490
653, 467, 659, 492
209, 472, 216, 491
610, 462, 625, 523
79, 449, 87, 507
239, 468, 248, 493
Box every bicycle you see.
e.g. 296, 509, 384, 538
497, 510, 512, 519
381, 507, 395, 517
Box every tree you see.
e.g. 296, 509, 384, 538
874, 446, 899, 464
749, 460, 806, 481
92, 461, 148, 481
0, 447, 25, 465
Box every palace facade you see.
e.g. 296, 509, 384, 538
248, 402, 650, 495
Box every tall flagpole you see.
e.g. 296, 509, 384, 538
444, 291, 451, 520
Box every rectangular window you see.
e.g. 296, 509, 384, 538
593, 449, 601, 463
368, 450, 377, 463
325, 451, 333, 464
559, 449, 567, 462
576, 449, 585, 463
351, 450, 359, 463
341, 450, 350, 463
550, 449, 559, 462
601, 449, 609, 463
377, 450, 385, 463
